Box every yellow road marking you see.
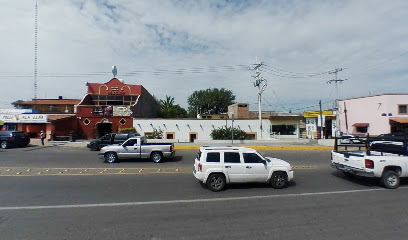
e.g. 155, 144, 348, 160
0, 165, 317, 176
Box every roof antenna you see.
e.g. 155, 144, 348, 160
112, 65, 117, 78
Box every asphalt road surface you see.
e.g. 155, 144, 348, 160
0, 146, 407, 240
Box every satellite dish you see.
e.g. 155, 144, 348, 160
112, 65, 117, 78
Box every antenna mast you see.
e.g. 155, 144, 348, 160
327, 67, 346, 136
33, 1, 38, 99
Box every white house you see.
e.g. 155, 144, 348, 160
133, 118, 272, 142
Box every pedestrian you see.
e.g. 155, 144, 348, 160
40, 130, 46, 146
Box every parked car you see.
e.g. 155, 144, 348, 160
0, 131, 30, 149
99, 136, 175, 163
339, 134, 362, 144
87, 132, 140, 151
193, 146, 293, 192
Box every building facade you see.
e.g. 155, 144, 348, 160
338, 94, 408, 136
76, 78, 157, 139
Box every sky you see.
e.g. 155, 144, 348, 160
1, 0, 407, 113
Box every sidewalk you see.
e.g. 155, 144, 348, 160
29, 138, 333, 150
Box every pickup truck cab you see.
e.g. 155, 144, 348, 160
99, 136, 175, 163
193, 146, 293, 191
331, 136, 408, 189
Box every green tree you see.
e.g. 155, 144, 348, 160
11, 100, 24, 109
210, 126, 246, 140
157, 95, 187, 118
187, 88, 235, 117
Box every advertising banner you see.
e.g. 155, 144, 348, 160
0, 114, 48, 123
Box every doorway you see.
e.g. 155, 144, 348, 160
189, 132, 197, 143
96, 123, 112, 138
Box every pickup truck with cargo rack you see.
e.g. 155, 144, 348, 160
331, 135, 408, 189
99, 136, 175, 163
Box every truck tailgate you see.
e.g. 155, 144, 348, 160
332, 151, 365, 170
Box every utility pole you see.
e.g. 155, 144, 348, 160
252, 57, 267, 140
319, 100, 323, 139
327, 67, 346, 137
33, 0, 39, 99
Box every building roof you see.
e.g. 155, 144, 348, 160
86, 78, 142, 95
340, 93, 408, 101
17, 99, 81, 105
47, 114, 76, 122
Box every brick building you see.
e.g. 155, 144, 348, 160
76, 78, 157, 139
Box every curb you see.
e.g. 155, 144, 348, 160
174, 145, 332, 150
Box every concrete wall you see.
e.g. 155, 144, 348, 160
133, 119, 272, 142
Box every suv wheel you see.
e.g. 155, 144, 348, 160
381, 170, 400, 189
207, 173, 226, 192
151, 152, 163, 163
1, 141, 8, 149
271, 172, 288, 189
104, 152, 118, 163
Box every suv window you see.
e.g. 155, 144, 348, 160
206, 152, 220, 162
243, 153, 264, 163
224, 152, 241, 163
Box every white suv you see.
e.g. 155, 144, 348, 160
193, 146, 293, 192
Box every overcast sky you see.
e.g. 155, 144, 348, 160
1, 0, 407, 113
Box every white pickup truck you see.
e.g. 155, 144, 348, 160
99, 136, 175, 163
331, 136, 408, 189
193, 146, 293, 192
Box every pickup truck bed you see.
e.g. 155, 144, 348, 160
331, 135, 408, 189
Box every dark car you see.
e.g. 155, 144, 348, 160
87, 132, 140, 151
0, 131, 30, 149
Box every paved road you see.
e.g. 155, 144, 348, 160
0, 146, 407, 239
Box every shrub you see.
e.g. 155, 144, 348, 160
210, 126, 246, 140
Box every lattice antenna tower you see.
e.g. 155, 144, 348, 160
33, 1, 38, 99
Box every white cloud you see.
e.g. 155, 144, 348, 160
0, 0, 407, 112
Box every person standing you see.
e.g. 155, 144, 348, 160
40, 130, 46, 146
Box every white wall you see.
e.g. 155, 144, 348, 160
133, 119, 272, 142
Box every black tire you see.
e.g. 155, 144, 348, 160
380, 170, 400, 189
1, 141, 8, 149
104, 152, 118, 163
207, 173, 226, 192
271, 172, 288, 189
90, 143, 100, 151
151, 152, 163, 163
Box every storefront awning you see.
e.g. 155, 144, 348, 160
389, 118, 408, 124
352, 123, 369, 127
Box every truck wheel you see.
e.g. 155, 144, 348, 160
271, 172, 288, 189
381, 170, 400, 189
1, 141, 8, 149
207, 173, 226, 192
151, 152, 163, 163
104, 152, 118, 163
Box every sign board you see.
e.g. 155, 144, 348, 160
93, 106, 113, 117
113, 106, 133, 116
0, 114, 47, 123
305, 117, 316, 139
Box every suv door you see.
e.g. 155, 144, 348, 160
243, 152, 269, 182
223, 152, 245, 183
